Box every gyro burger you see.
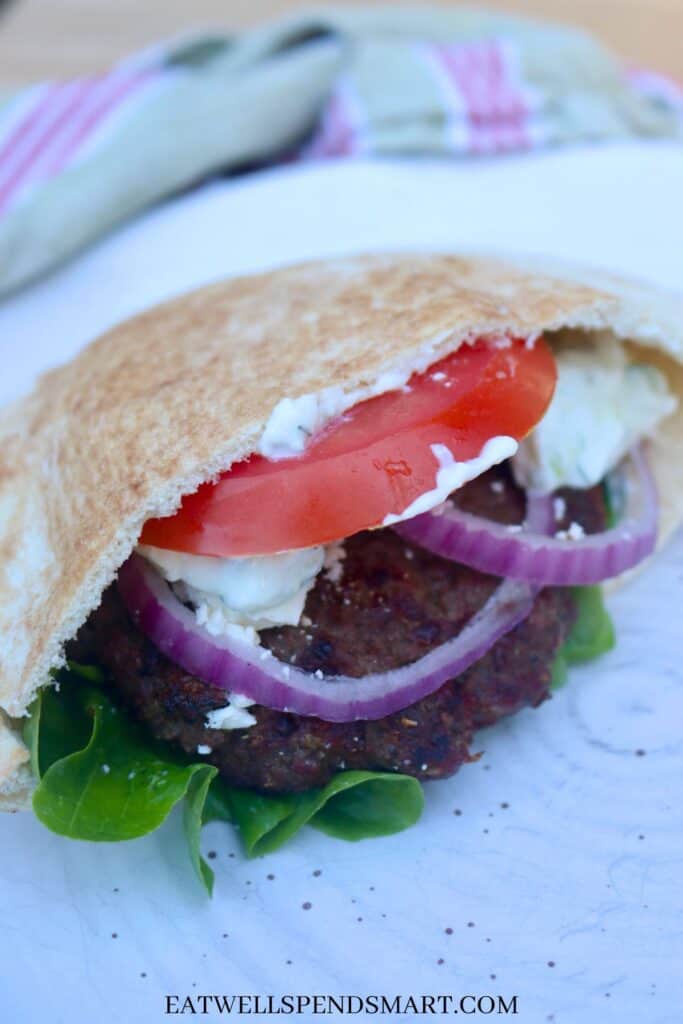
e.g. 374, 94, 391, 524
1, 254, 681, 889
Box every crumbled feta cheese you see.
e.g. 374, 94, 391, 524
556, 521, 586, 541
193, 602, 260, 646
197, 744, 212, 755
553, 496, 567, 522
101, 764, 110, 775
206, 696, 257, 732
323, 541, 346, 584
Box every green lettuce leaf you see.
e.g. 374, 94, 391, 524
550, 652, 569, 690
206, 770, 424, 858
24, 666, 423, 893
551, 586, 616, 690
27, 674, 217, 845
183, 767, 220, 895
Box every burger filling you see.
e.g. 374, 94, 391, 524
70, 465, 604, 791
66, 332, 675, 793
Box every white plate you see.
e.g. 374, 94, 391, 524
1, 143, 682, 1024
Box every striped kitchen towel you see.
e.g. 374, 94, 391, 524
0, 7, 681, 296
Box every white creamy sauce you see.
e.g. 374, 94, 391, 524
258, 391, 342, 459
256, 331, 538, 461
513, 339, 677, 492
258, 372, 411, 460
137, 543, 324, 631
382, 436, 519, 526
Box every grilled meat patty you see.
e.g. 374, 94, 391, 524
68, 466, 607, 792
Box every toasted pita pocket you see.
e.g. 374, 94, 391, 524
1, 252, 682, 809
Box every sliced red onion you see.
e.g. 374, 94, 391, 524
394, 446, 658, 586
118, 554, 535, 723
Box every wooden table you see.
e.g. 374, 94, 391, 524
1, 0, 681, 85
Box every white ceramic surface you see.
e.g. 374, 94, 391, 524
0, 143, 682, 1024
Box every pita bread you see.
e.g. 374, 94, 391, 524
1, 252, 682, 810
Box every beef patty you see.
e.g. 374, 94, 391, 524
68, 465, 606, 792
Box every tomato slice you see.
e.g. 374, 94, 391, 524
141, 337, 557, 556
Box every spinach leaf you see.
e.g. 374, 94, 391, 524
183, 767, 219, 894
551, 585, 616, 690
550, 651, 568, 691
24, 666, 424, 892
27, 675, 216, 843
206, 770, 424, 858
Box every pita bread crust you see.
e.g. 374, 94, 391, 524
0, 713, 32, 810
1, 252, 682, 811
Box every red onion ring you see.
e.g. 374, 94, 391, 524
393, 446, 658, 586
117, 554, 535, 723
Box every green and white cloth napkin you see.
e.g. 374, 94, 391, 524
0, 7, 681, 295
